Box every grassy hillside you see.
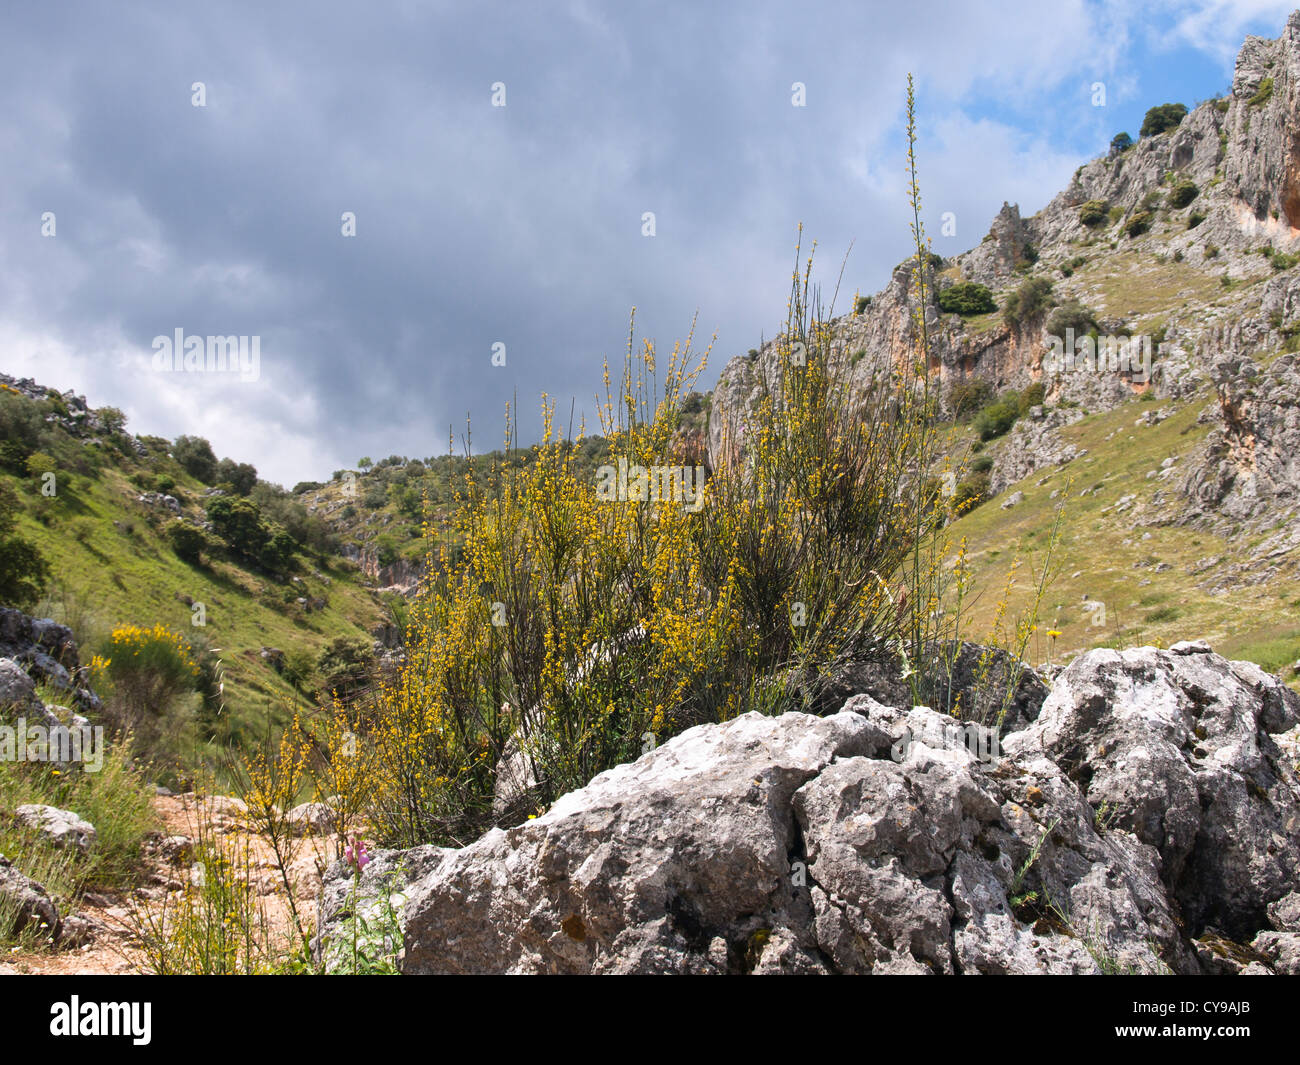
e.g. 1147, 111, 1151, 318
946, 392, 1300, 681
0, 381, 386, 775
291, 392, 710, 578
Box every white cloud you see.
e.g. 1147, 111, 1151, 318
1156, 0, 1296, 61
2, 0, 1294, 487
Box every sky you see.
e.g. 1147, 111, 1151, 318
0, 0, 1294, 486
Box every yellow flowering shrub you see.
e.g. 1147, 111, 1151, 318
360, 231, 954, 847
362, 77, 1057, 845
96, 623, 200, 761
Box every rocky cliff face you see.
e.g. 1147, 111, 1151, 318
339, 541, 423, 594
1181, 352, 1300, 528
708, 11, 1300, 536
314, 641, 1300, 975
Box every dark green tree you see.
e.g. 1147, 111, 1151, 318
1003, 277, 1055, 328
0, 483, 51, 609
205, 496, 270, 560
937, 282, 996, 316
259, 530, 297, 573
167, 520, 207, 565
173, 435, 219, 482
214, 458, 258, 496
1140, 103, 1187, 137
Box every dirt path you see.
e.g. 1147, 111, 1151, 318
1, 792, 331, 975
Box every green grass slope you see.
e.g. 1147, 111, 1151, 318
947, 394, 1300, 682
0, 382, 385, 763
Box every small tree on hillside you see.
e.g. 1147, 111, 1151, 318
1140, 103, 1187, 137
0, 483, 51, 609
173, 435, 219, 483
937, 282, 996, 316
214, 458, 258, 496
205, 496, 270, 562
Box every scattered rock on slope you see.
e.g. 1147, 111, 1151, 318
0, 856, 61, 943
13, 805, 97, 857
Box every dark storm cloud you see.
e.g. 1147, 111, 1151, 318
0, 0, 1272, 483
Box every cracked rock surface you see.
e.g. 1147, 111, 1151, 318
379, 644, 1300, 974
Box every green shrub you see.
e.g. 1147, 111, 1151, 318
1260, 246, 1300, 272
317, 636, 374, 702
262, 531, 297, 573
281, 646, 317, 692
1110, 132, 1134, 154
1046, 300, 1098, 338
255, 490, 339, 555
952, 473, 990, 512
1078, 199, 1109, 227
854, 295, 870, 314
24, 451, 57, 482
680, 392, 708, 416
167, 520, 207, 564
173, 435, 218, 483
0, 483, 51, 610
0, 441, 29, 474
1018, 381, 1046, 414
1126, 211, 1153, 238
1169, 180, 1199, 208
937, 282, 996, 316
1003, 277, 1055, 328
973, 396, 1021, 441
1249, 77, 1274, 108
205, 496, 270, 561
948, 379, 995, 418
374, 533, 400, 568
970, 454, 994, 474
214, 458, 258, 496
95, 624, 200, 762
98, 407, 127, 437
1140, 103, 1187, 136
